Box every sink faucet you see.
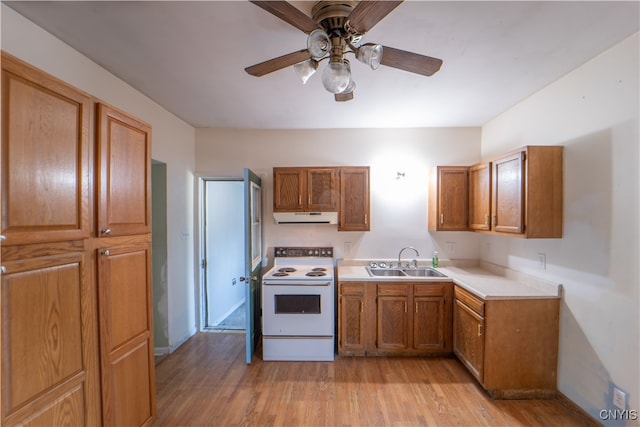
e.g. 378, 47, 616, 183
398, 246, 419, 268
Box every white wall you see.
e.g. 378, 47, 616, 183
1, 5, 198, 352
482, 33, 639, 422
204, 181, 245, 326
195, 127, 483, 264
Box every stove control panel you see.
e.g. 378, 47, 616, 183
274, 247, 334, 258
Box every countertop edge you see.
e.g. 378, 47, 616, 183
336, 259, 561, 300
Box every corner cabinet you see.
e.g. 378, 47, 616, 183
432, 146, 563, 238
428, 166, 469, 231
468, 162, 492, 231
453, 286, 560, 399
1, 53, 155, 427
338, 281, 452, 356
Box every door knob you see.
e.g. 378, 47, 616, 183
240, 276, 257, 282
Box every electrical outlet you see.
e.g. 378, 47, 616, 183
537, 253, 546, 270
446, 242, 456, 254
344, 242, 352, 255
613, 386, 627, 410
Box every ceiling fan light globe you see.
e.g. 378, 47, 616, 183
357, 44, 383, 70
294, 59, 318, 84
307, 29, 332, 60
322, 61, 351, 94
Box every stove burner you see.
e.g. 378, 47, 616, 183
311, 267, 327, 272
306, 271, 327, 277
272, 272, 289, 277
278, 267, 296, 273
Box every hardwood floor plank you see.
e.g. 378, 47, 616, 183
154, 333, 592, 426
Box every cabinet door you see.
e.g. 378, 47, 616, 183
453, 299, 485, 383
1, 53, 91, 245
273, 168, 305, 211
97, 103, 151, 237
307, 168, 338, 211
492, 152, 525, 234
339, 288, 366, 352
1, 250, 101, 426
469, 163, 491, 231
376, 284, 409, 351
413, 296, 447, 351
339, 167, 370, 231
97, 241, 155, 426
436, 167, 469, 231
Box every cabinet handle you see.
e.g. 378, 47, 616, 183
478, 324, 483, 337
101, 228, 112, 236
440, 213, 444, 224
415, 302, 418, 313
404, 302, 407, 313
364, 214, 368, 225
101, 249, 111, 256
299, 195, 302, 206
308, 195, 311, 205
0, 266, 6, 275
360, 301, 364, 313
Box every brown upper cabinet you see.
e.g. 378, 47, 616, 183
1, 53, 92, 246
431, 146, 563, 238
97, 103, 152, 237
468, 162, 492, 231
339, 167, 370, 231
273, 167, 338, 212
489, 146, 563, 238
428, 166, 469, 231
273, 166, 370, 232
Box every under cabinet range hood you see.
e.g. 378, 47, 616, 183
273, 212, 338, 224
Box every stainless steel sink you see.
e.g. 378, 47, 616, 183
401, 268, 446, 277
366, 267, 407, 277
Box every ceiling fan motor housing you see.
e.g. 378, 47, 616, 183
312, 1, 358, 38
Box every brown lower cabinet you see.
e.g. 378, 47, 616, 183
453, 286, 559, 399
338, 281, 452, 356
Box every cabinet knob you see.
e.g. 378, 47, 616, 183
0, 235, 6, 242
101, 228, 112, 236
101, 249, 111, 256
0, 266, 6, 275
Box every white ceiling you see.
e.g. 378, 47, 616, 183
4, 1, 639, 129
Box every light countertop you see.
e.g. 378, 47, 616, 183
337, 260, 562, 300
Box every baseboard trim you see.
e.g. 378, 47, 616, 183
169, 327, 198, 353
556, 391, 602, 426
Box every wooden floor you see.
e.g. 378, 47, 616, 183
154, 333, 593, 427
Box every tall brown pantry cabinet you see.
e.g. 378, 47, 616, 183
1, 52, 155, 426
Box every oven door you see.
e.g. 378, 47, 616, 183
262, 281, 334, 336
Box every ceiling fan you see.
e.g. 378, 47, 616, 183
245, 0, 443, 102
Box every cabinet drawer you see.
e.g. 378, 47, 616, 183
377, 283, 409, 296
454, 286, 485, 316
414, 283, 448, 297
340, 282, 365, 296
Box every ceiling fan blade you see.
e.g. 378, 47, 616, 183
347, 1, 403, 34
250, 1, 320, 34
335, 91, 354, 102
380, 46, 443, 77
245, 50, 310, 77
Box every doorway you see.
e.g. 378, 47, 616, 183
152, 160, 169, 354
202, 179, 246, 332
